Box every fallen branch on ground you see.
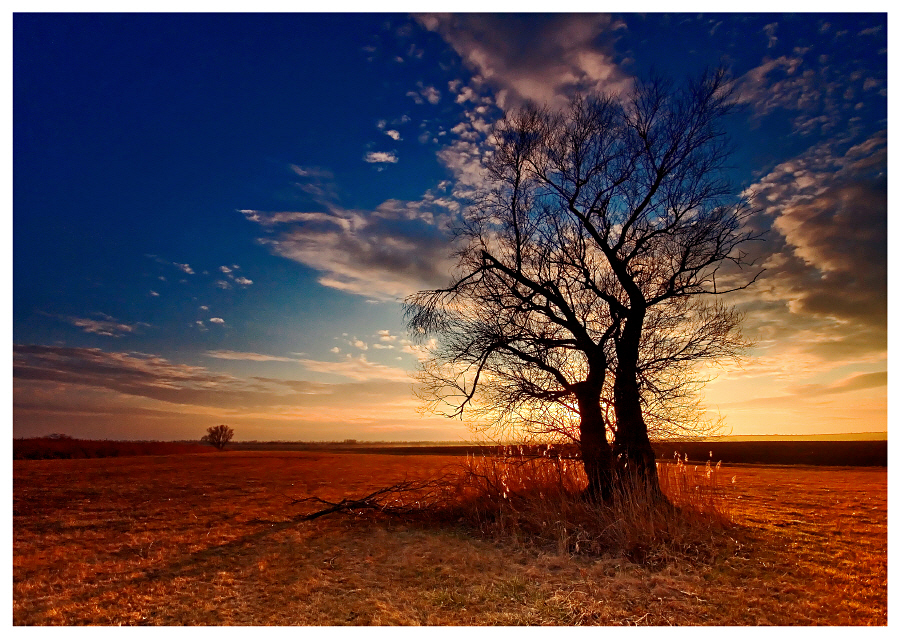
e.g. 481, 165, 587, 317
291, 476, 457, 521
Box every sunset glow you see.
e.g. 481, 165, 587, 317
13, 13, 887, 441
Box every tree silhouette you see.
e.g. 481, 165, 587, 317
202, 424, 234, 450
406, 69, 759, 501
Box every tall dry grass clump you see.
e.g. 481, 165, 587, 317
450, 446, 734, 563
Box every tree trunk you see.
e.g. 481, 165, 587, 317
613, 310, 664, 501
575, 387, 614, 502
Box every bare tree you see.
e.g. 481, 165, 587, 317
528, 70, 760, 491
202, 424, 234, 450
406, 69, 758, 501
407, 108, 619, 501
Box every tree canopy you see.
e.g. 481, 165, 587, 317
202, 424, 234, 451
406, 69, 760, 501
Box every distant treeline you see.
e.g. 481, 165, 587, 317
230, 439, 887, 466
228, 440, 465, 449
653, 440, 886, 467
13, 437, 886, 466
13, 437, 213, 460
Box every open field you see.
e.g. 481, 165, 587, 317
13, 437, 213, 460
232, 439, 887, 466
14, 451, 886, 625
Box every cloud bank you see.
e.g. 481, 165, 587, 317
732, 130, 887, 370
241, 170, 458, 301
13, 344, 454, 441
417, 14, 631, 109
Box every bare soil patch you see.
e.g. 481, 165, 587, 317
13, 451, 886, 625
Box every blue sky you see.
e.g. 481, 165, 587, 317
12, 12, 888, 441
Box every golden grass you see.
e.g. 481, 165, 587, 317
13, 451, 886, 625
449, 451, 733, 563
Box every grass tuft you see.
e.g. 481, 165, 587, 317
445, 449, 734, 564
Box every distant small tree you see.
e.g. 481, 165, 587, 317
202, 425, 234, 450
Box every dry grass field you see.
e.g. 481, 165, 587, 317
13, 450, 886, 625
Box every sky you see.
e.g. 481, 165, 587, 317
11, 11, 889, 442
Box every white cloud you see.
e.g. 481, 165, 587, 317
385, 129, 401, 140
734, 36, 884, 138
401, 337, 437, 362
64, 315, 139, 338
421, 85, 441, 104
246, 188, 457, 302
406, 82, 441, 105
455, 85, 477, 104
730, 131, 886, 368
763, 22, 778, 48
206, 350, 297, 362
296, 354, 410, 382
418, 14, 631, 110
234, 276, 253, 286
364, 151, 399, 164
209, 317, 225, 324
862, 77, 881, 91
241, 209, 356, 230
260, 224, 454, 301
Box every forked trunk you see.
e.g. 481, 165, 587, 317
576, 387, 613, 503
613, 310, 665, 502
612, 380, 664, 501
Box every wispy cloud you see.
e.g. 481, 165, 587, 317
789, 371, 887, 398
206, 350, 298, 362
717, 130, 887, 381
763, 22, 778, 48
14, 344, 260, 406
713, 370, 886, 410
12, 345, 416, 420
296, 353, 410, 382
239, 210, 354, 230
406, 82, 441, 105
364, 151, 398, 164
241, 173, 457, 301
734, 23, 886, 138
63, 314, 141, 338
147, 255, 196, 276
